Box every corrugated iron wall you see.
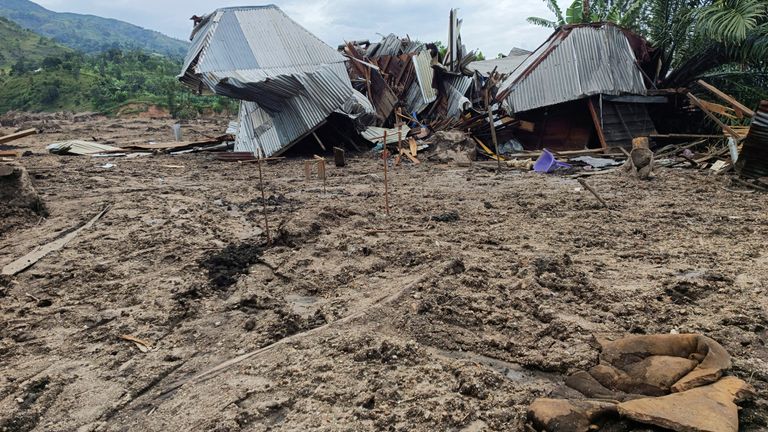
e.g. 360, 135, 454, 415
736, 101, 768, 179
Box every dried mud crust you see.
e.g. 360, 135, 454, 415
0, 117, 766, 431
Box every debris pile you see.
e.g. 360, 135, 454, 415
528, 334, 755, 432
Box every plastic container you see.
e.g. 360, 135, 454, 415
533, 149, 571, 173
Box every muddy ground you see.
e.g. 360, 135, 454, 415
1, 115, 767, 431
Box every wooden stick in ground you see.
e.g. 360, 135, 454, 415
578, 178, 609, 209
257, 157, 271, 245
382, 131, 390, 216
484, 86, 502, 173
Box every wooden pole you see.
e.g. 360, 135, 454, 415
257, 157, 271, 245
485, 87, 502, 173
383, 131, 390, 216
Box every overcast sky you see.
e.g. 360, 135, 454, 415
34, 0, 554, 57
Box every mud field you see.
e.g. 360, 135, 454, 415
1, 115, 767, 431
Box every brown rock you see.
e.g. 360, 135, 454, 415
617, 376, 755, 432
528, 398, 616, 432
598, 334, 731, 393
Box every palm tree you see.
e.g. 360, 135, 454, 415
526, 0, 643, 30
645, 0, 768, 87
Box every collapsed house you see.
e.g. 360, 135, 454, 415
178, 5, 374, 157
342, 8, 479, 131
497, 23, 659, 151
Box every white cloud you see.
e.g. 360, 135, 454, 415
33, 0, 555, 55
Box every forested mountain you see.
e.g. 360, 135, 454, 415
0, 0, 189, 58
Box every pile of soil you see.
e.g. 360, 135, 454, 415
0, 164, 46, 234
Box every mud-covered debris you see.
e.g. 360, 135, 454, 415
199, 242, 268, 289
527, 334, 753, 432
431, 210, 460, 222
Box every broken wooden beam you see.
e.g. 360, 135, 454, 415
697, 80, 755, 118
2, 205, 111, 276
0, 129, 37, 145
686, 93, 742, 141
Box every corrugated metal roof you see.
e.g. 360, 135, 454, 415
46, 141, 123, 155
181, 5, 363, 157
361, 126, 411, 144
501, 24, 647, 114
405, 50, 437, 113
735, 101, 768, 179
445, 75, 473, 118
468, 51, 531, 76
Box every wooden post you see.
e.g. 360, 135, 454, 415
333, 147, 346, 167
257, 157, 271, 245
383, 131, 390, 216
588, 99, 609, 150
317, 158, 327, 195
485, 88, 502, 173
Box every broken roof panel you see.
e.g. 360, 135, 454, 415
468, 49, 531, 76
406, 50, 438, 113
501, 23, 647, 114
180, 5, 365, 157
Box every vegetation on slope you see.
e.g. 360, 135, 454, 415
0, 24, 235, 117
0, 0, 189, 58
0, 16, 71, 71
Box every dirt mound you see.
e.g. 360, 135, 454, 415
0, 164, 46, 235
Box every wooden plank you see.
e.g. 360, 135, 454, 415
333, 147, 346, 167
2, 205, 111, 276
687, 93, 742, 141
697, 80, 754, 118
0, 129, 37, 145
588, 99, 609, 150
650, 133, 728, 139
0, 150, 20, 157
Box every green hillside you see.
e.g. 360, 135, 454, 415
0, 18, 234, 116
0, 48, 237, 116
0, 16, 71, 71
0, 0, 189, 58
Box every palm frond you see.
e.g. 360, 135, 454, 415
542, 0, 566, 25
526, 16, 560, 28
696, 0, 766, 44
565, 0, 585, 24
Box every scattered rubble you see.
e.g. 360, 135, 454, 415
528, 334, 755, 432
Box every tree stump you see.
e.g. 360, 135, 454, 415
622, 137, 655, 180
